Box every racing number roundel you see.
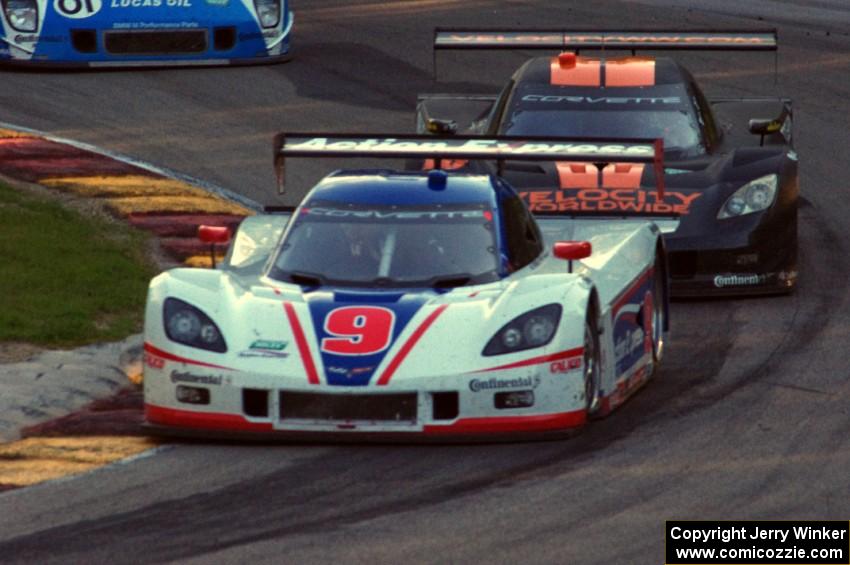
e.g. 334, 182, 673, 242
55, 0, 102, 19
321, 306, 395, 356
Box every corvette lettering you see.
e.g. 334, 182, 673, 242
522, 189, 701, 214
522, 94, 681, 105
285, 137, 655, 157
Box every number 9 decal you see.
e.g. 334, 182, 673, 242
321, 306, 395, 356
55, 0, 102, 19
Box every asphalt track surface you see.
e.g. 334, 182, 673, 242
1, 1, 850, 563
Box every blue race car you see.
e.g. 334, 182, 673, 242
0, 0, 291, 66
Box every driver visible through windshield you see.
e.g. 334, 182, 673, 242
269, 202, 500, 288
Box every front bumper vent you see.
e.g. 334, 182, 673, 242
104, 30, 207, 55
279, 391, 418, 423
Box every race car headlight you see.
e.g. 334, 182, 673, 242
2, 0, 37, 33
253, 0, 280, 28
718, 174, 778, 219
483, 304, 561, 356
164, 298, 227, 353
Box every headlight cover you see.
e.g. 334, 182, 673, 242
483, 304, 562, 356
164, 298, 227, 353
2, 0, 37, 32
718, 174, 778, 219
253, 0, 280, 28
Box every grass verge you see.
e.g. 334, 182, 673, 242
0, 182, 158, 346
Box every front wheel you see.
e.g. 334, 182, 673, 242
583, 307, 602, 415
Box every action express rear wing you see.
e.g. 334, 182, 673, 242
273, 133, 665, 196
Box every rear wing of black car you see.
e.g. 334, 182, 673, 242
434, 28, 777, 52
273, 133, 665, 197
433, 28, 777, 77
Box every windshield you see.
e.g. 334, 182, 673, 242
269, 202, 500, 288
500, 84, 705, 158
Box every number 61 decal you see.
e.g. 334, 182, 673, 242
321, 306, 395, 356
55, 0, 102, 18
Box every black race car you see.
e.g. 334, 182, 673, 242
417, 29, 798, 296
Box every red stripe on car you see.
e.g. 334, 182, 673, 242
143, 342, 233, 370
424, 410, 586, 434
472, 346, 584, 373
145, 404, 274, 432
376, 304, 449, 386
284, 302, 321, 385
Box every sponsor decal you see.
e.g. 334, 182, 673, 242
239, 339, 289, 358
302, 207, 489, 221
614, 328, 644, 363
286, 137, 655, 158
250, 339, 287, 351
713, 273, 768, 288
144, 352, 166, 370
521, 189, 701, 214
326, 365, 376, 378
469, 375, 541, 393
170, 370, 222, 386
111, 21, 199, 28
522, 94, 680, 105
15, 35, 64, 43
549, 357, 582, 374
109, 0, 191, 6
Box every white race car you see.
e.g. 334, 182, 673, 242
142, 134, 669, 439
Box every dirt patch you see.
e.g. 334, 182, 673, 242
0, 343, 44, 364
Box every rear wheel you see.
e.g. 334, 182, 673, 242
652, 256, 667, 365
583, 307, 601, 415
644, 252, 666, 374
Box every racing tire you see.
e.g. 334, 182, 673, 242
646, 251, 666, 376
583, 306, 602, 416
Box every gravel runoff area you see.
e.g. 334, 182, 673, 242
0, 335, 143, 443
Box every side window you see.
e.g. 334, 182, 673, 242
486, 80, 516, 136
501, 195, 543, 270
691, 82, 719, 151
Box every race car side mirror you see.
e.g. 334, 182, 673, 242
749, 118, 782, 146
198, 225, 231, 269
426, 118, 458, 135
553, 241, 592, 274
